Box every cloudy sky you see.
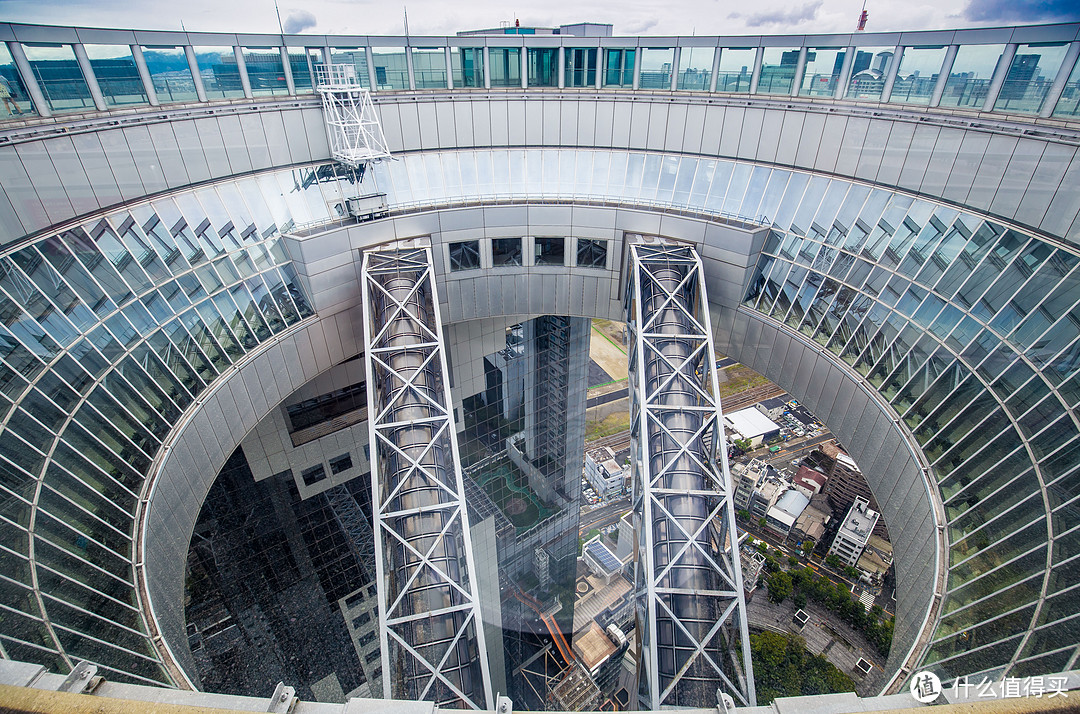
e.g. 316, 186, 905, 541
0, 0, 1076, 37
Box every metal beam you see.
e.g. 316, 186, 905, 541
361, 244, 492, 710
626, 242, 756, 709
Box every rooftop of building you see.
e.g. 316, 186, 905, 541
726, 407, 782, 438
573, 621, 618, 671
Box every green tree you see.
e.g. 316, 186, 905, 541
734, 437, 753, 451
759, 517, 768, 528
793, 591, 807, 609
738, 509, 751, 521
788, 555, 799, 567
826, 553, 842, 569
766, 571, 793, 603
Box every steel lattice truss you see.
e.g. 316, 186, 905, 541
626, 243, 756, 709
361, 246, 491, 710
317, 64, 391, 169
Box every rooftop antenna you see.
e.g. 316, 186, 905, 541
274, 0, 285, 34
404, 6, 409, 37
856, 0, 868, 31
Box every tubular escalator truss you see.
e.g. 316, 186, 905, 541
626, 243, 756, 709
361, 246, 492, 710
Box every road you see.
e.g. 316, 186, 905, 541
579, 497, 632, 534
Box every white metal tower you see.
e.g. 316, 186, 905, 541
316, 64, 391, 169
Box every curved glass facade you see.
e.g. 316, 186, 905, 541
0, 172, 318, 684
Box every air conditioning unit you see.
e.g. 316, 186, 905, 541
346, 193, 389, 221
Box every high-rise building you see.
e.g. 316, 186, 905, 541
0, 18, 1078, 710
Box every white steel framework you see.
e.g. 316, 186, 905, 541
361, 245, 492, 710
317, 64, 391, 169
626, 242, 756, 709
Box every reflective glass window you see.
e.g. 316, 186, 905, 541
995, 42, 1071, 115
799, 47, 846, 97
449, 241, 480, 271
677, 47, 713, 91
603, 48, 634, 87
716, 47, 755, 93
535, 237, 565, 266
890, 46, 947, 105
192, 46, 245, 99
139, 46, 197, 104
527, 48, 558, 87
565, 48, 598, 87
371, 47, 408, 89
1052, 52, 1080, 118
84, 45, 147, 107
22, 43, 93, 114
411, 47, 446, 88
241, 47, 287, 97
576, 239, 607, 268
488, 48, 521, 88
639, 48, 672, 89
845, 46, 896, 100
492, 238, 522, 267
757, 47, 800, 95
329, 48, 370, 88
0, 43, 36, 117
451, 47, 483, 88
939, 44, 1003, 110
286, 48, 316, 93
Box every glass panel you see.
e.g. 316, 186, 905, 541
449, 241, 480, 271
139, 46, 197, 104
452, 47, 483, 88
799, 47, 846, 97
576, 239, 607, 268
84, 45, 147, 107
890, 46, 946, 105
22, 43, 94, 114
716, 48, 755, 93
240, 47, 287, 97
565, 48, 598, 87
0, 42, 36, 117
371, 47, 408, 89
192, 46, 244, 99
492, 238, 522, 267
412, 48, 446, 89
534, 237, 565, 266
488, 48, 521, 88
639, 48, 673, 89
329, 48, 370, 88
758, 48, 800, 95
527, 48, 557, 87
846, 47, 896, 101
677, 47, 713, 91
940, 44, 1003, 110
603, 48, 634, 87
1052, 52, 1080, 118
286, 48, 315, 93
995, 42, 1070, 115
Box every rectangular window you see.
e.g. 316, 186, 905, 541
799, 48, 846, 97
22, 43, 93, 114
287, 48, 316, 93
192, 46, 245, 99
535, 237, 565, 266
528, 48, 558, 87
677, 47, 714, 91
365, 649, 381, 664
565, 48, 598, 87
758, 48, 801, 95
996, 42, 1071, 115
603, 48, 635, 88
301, 464, 326, 487
330, 48, 370, 88
241, 47, 288, 97
845, 47, 896, 101
716, 48, 756, 93
1052, 54, 1080, 118
890, 46, 947, 105
492, 238, 522, 267
329, 453, 353, 475
358, 630, 376, 646
639, 48, 673, 89
452, 48, 484, 88
411, 47, 446, 88
85, 45, 147, 107
371, 47, 408, 89
576, 239, 607, 268
0, 43, 36, 117
488, 48, 521, 87
140, 46, 197, 104
449, 241, 480, 271
939, 44, 1004, 110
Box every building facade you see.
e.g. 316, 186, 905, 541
0, 19, 1077, 704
